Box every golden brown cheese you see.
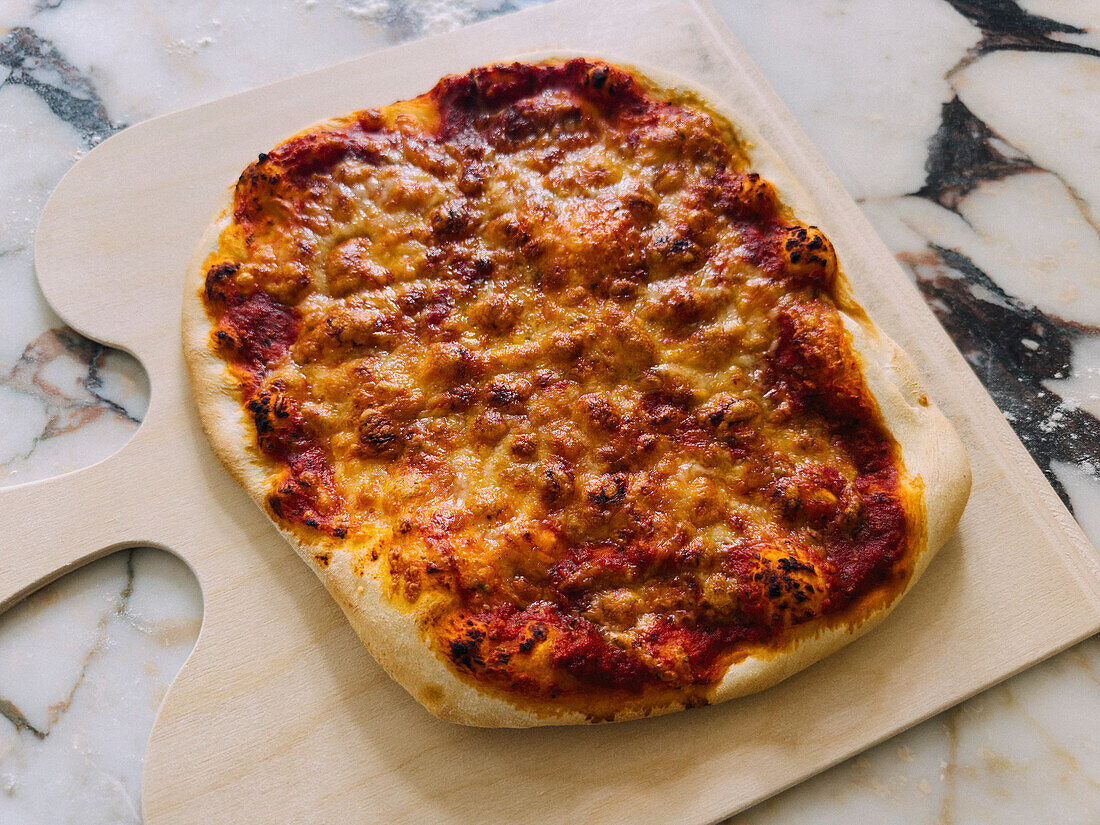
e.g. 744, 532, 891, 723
201, 59, 917, 717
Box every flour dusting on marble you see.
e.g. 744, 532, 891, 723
343, 0, 550, 36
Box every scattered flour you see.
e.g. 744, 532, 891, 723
1038, 401, 1072, 434
342, 0, 548, 37
163, 36, 215, 56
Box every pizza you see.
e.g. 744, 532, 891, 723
183, 58, 970, 726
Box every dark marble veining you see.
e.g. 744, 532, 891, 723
0, 328, 144, 474
945, 0, 1100, 64
895, 0, 1100, 511
916, 96, 1038, 213
0, 26, 122, 147
904, 245, 1100, 509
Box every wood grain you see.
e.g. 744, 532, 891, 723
1, 0, 1096, 822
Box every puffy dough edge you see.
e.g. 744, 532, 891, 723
182, 199, 554, 728
181, 56, 971, 728
658, 67, 971, 707
706, 320, 971, 706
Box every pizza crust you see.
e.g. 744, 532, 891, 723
182, 57, 970, 727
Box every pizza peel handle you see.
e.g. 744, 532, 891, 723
1, 117, 250, 611
0, 345, 209, 615
0, 444, 150, 613
0, 123, 159, 608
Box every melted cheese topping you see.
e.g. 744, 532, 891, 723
202, 60, 912, 715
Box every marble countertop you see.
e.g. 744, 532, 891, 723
1, 0, 1097, 822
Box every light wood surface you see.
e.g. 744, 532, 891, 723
2, 1, 1097, 822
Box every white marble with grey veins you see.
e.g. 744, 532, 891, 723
0, 0, 1097, 822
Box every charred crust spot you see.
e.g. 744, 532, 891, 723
449, 622, 488, 670
246, 389, 293, 454
313, 551, 332, 567
777, 556, 815, 574
485, 375, 533, 411
203, 262, 241, 307
429, 200, 478, 240
587, 473, 628, 508
781, 225, 837, 289
358, 410, 403, 457
449, 639, 478, 669
518, 622, 549, 652
734, 173, 777, 216
248, 398, 273, 435
587, 65, 610, 90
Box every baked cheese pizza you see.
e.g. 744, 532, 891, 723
183, 58, 970, 726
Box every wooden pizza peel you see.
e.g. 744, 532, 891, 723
2, 0, 1098, 822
